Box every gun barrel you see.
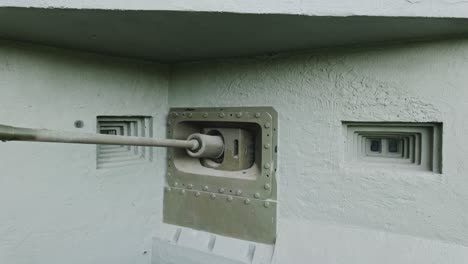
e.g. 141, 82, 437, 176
0, 124, 197, 149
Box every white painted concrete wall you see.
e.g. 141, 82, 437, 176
3, 37, 468, 263
0, 41, 168, 264
169, 39, 468, 262
3, 0, 468, 19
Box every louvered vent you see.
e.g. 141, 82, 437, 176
343, 122, 442, 173
96, 116, 153, 169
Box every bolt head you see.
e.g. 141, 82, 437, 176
227, 196, 233, 202
195, 192, 201, 197
235, 189, 243, 196
219, 113, 225, 118
74, 120, 84, 128
187, 112, 193, 118
173, 182, 178, 187
187, 184, 193, 189
219, 188, 225, 194
264, 163, 271, 169
164, 186, 171, 192
202, 112, 208, 118
264, 184, 271, 190
264, 201, 270, 208
210, 194, 217, 200
264, 123, 271, 128
180, 189, 186, 195
167, 172, 172, 177
244, 198, 251, 205
172, 112, 178, 118
203, 185, 209, 191
236, 112, 242, 118
264, 144, 271, 149
255, 113, 261, 118
254, 193, 260, 199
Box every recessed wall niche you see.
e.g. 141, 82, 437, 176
342, 122, 442, 173
96, 116, 153, 169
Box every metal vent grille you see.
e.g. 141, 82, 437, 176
96, 116, 153, 169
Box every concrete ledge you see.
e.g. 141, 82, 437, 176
1, 8, 468, 62
152, 224, 274, 264
3, 0, 468, 19
274, 219, 468, 264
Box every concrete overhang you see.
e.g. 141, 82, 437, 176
1, 7, 468, 62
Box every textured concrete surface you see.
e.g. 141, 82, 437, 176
168, 38, 468, 262
3, 35, 468, 263
3, 0, 468, 18
274, 219, 468, 264
0, 41, 168, 264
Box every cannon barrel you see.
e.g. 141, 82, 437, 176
0, 124, 224, 159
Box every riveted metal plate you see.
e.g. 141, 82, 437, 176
163, 106, 278, 244
167, 107, 277, 199
163, 187, 277, 244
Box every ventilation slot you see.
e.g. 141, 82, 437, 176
96, 116, 153, 169
343, 122, 442, 173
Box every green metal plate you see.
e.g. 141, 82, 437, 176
166, 107, 278, 200
163, 106, 278, 244
163, 187, 277, 244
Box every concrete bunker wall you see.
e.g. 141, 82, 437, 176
2, 38, 468, 263
0, 41, 169, 263
168, 39, 468, 257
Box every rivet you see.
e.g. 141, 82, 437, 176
173, 182, 179, 187
210, 194, 217, 200
187, 184, 193, 189
264, 201, 270, 208
236, 112, 242, 118
264, 144, 271, 149
172, 112, 178, 118
187, 112, 193, 118
164, 186, 171, 192
235, 189, 243, 196
264, 163, 271, 169
202, 112, 208, 118
167, 172, 172, 177
195, 192, 201, 197
264, 183, 271, 190
219, 113, 225, 118
203, 185, 209, 191
264, 123, 271, 128
254, 193, 260, 199
244, 198, 251, 205
227, 196, 233, 202
180, 189, 185, 195
219, 188, 225, 194
255, 113, 261, 118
